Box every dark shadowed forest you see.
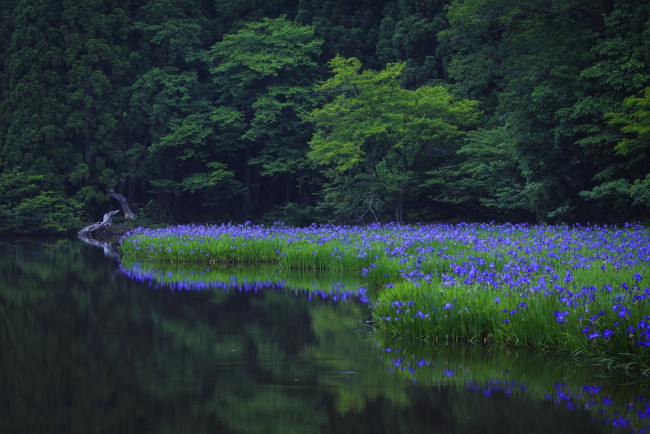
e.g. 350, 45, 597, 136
1, 0, 648, 233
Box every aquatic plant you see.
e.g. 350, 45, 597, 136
120, 221, 650, 372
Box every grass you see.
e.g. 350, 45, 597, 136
119, 221, 650, 373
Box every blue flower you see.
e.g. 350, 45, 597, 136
554, 311, 569, 323
564, 270, 573, 284
634, 272, 642, 282
587, 331, 601, 339
443, 302, 454, 311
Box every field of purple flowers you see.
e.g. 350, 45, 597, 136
120, 221, 649, 373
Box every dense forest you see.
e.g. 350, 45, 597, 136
1, 0, 648, 233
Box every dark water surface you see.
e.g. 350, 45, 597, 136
0, 239, 645, 433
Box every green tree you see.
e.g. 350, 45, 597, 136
208, 16, 324, 218
0, 0, 82, 232
376, 0, 449, 89
308, 56, 479, 223
126, 0, 248, 221
440, 0, 608, 222
0, 0, 134, 232
574, 1, 650, 221
579, 87, 650, 217
427, 126, 532, 221
61, 0, 133, 214
295, 0, 387, 69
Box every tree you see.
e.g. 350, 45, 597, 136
126, 0, 249, 221
60, 0, 133, 214
574, 0, 650, 221
295, 0, 387, 69
440, 0, 609, 222
0, 0, 83, 232
307, 56, 479, 223
427, 126, 532, 221
208, 16, 324, 218
376, 0, 449, 89
579, 87, 650, 217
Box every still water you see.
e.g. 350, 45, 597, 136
0, 239, 646, 433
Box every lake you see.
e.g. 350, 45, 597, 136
0, 238, 645, 433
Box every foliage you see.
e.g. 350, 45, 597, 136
0, 0, 649, 230
0, 170, 82, 233
208, 16, 324, 216
580, 86, 650, 218
308, 56, 479, 223
426, 126, 532, 221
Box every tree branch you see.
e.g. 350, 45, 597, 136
109, 188, 135, 219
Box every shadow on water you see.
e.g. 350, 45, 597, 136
0, 239, 646, 433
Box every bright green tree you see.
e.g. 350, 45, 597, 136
307, 56, 479, 223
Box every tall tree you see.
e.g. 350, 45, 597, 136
126, 0, 247, 221
441, 0, 608, 222
574, 0, 650, 221
295, 0, 387, 68
376, 0, 449, 89
208, 16, 324, 219
307, 56, 479, 223
0, 0, 81, 232
61, 0, 133, 214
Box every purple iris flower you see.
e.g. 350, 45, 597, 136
554, 311, 569, 323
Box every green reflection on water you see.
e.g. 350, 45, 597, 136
119, 255, 368, 297
0, 239, 637, 433
0, 240, 407, 433
374, 338, 649, 433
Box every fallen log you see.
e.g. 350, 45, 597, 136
78, 210, 121, 238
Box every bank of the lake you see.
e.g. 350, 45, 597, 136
119, 222, 650, 374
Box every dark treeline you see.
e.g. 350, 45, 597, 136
1, 0, 648, 233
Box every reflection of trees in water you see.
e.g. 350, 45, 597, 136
0, 240, 411, 433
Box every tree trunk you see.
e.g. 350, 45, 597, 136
395, 189, 405, 224
109, 188, 135, 219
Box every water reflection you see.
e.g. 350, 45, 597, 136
0, 239, 639, 433
119, 256, 370, 302
375, 339, 650, 433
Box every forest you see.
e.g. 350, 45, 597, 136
0, 0, 649, 233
